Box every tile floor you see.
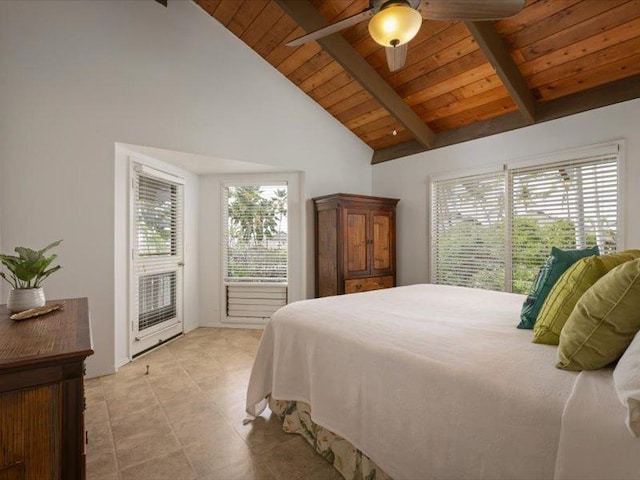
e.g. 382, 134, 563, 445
85, 328, 342, 480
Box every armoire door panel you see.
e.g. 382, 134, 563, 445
317, 209, 338, 297
346, 211, 369, 275
372, 213, 391, 271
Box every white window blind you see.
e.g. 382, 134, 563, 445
431, 144, 620, 293
136, 174, 182, 258
223, 184, 288, 321
510, 153, 619, 293
133, 166, 184, 332
432, 172, 506, 291
138, 271, 177, 330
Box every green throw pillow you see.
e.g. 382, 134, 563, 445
518, 246, 599, 329
557, 258, 640, 371
534, 250, 640, 345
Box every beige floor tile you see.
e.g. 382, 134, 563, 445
182, 430, 256, 477
86, 450, 118, 478
85, 377, 103, 389
86, 399, 110, 426
86, 387, 106, 404
215, 399, 250, 422
107, 388, 159, 420
171, 410, 229, 447
149, 375, 202, 402
85, 380, 106, 403
249, 329, 264, 339
167, 344, 211, 360
110, 406, 172, 443
115, 431, 182, 471
101, 367, 147, 386
86, 420, 114, 455
234, 410, 297, 455
101, 375, 147, 398
199, 457, 277, 480
120, 450, 196, 480
210, 348, 255, 368
303, 461, 345, 480
89, 474, 119, 480
181, 364, 224, 380
205, 368, 251, 391
145, 362, 191, 380
200, 379, 249, 401
86, 328, 342, 480
103, 379, 154, 401
259, 436, 329, 480
159, 390, 220, 422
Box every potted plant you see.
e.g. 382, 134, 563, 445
0, 240, 63, 312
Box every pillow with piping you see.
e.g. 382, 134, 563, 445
518, 246, 599, 329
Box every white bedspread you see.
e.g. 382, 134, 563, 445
247, 284, 581, 479
555, 368, 640, 480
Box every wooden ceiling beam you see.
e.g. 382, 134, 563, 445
276, 0, 435, 148
465, 21, 536, 124
372, 73, 640, 164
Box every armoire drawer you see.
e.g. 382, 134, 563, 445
344, 276, 394, 294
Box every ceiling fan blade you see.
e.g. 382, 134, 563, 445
385, 44, 408, 72
286, 8, 374, 47
418, 0, 525, 21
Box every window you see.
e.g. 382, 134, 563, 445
431, 144, 621, 293
431, 172, 506, 291
222, 184, 288, 322
509, 156, 619, 293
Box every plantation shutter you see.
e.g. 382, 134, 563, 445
509, 148, 619, 293
431, 172, 506, 291
133, 165, 184, 332
223, 184, 288, 320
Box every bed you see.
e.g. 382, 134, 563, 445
246, 284, 640, 480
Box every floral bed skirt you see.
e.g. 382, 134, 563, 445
269, 397, 392, 480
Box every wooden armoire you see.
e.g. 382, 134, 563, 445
313, 193, 399, 297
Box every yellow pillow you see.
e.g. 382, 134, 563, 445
557, 258, 640, 371
534, 250, 640, 345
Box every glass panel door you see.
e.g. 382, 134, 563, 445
131, 164, 184, 356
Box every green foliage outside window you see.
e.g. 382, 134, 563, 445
226, 186, 287, 281
435, 217, 614, 294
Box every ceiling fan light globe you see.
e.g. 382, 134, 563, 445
368, 4, 422, 47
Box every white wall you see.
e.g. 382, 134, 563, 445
373, 99, 640, 287
0, 0, 371, 377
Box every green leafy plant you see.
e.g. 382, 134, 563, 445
0, 240, 63, 289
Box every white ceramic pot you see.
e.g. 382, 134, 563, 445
8, 288, 46, 313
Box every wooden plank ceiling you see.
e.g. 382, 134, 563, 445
195, 0, 640, 162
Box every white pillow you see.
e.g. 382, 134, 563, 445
613, 330, 640, 437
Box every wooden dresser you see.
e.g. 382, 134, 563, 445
313, 193, 399, 297
0, 298, 93, 480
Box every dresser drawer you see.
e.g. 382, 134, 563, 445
345, 276, 394, 294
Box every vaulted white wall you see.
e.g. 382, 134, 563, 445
372, 99, 640, 287
0, 0, 372, 377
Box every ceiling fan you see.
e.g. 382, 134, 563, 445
286, 0, 525, 72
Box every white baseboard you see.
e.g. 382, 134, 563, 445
116, 357, 129, 369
